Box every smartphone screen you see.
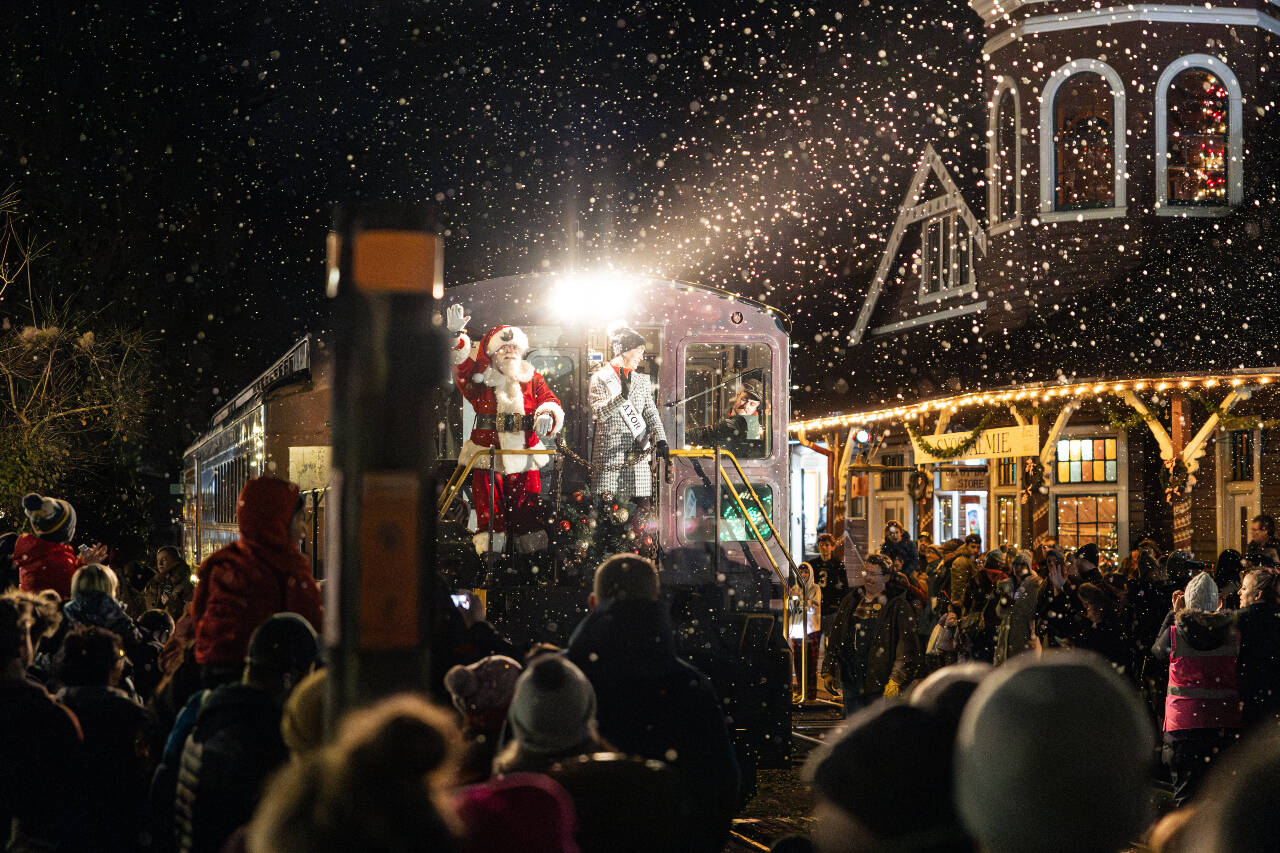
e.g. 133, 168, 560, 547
451, 593, 470, 610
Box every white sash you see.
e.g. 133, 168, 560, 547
600, 368, 647, 442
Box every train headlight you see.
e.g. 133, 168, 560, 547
549, 271, 633, 319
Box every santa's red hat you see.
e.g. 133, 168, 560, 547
481, 325, 530, 357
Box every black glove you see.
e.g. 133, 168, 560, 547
656, 440, 670, 461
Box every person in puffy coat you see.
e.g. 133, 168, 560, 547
190, 478, 322, 685
13, 492, 99, 600
1151, 571, 1239, 806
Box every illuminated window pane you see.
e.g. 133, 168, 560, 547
1057, 437, 1118, 484
1057, 494, 1119, 559
1166, 69, 1229, 205
1054, 73, 1115, 210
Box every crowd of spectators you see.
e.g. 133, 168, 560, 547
8, 476, 1280, 852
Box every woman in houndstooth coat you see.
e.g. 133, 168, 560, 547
589, 325, 669, 504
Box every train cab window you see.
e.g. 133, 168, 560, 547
682, 342, 771, 459
527, 349, 579, 444
681, 483, 774, 543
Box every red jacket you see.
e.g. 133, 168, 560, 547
452, 332, 563, 474
191, 478, 322, 668
14, 534, 79, 600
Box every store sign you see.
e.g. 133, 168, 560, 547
939, 468, 990, 492
911, 424, 1039, 465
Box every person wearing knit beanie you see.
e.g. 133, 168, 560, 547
455, 772, 580, 853
955, 652, 1154, 853
445, 655, 523, 723
13, 493, 82, 599
805, 701, 971, 852
22, 493, 77, 542
446, 655, 525, 785
494, 657, 602, 776
281, 668, 329, 758
1184, 570, 1219, 612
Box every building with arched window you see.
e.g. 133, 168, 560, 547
817, 0, 1280, 565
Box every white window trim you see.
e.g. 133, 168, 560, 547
988, 78, 1023, 232
917, 210, 977, 304
1154, 54, 1243, 214
1039, 59, 1127, 218
984, 5, 1280, 56
1047, 426, 1129, 555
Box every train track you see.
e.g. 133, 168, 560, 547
723, 701, 845, 851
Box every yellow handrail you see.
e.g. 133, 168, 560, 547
722, 452, 801, 573
667, 447, 797, 587
438, 447, 554, 522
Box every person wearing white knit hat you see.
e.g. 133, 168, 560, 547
954, 652, 1154, 853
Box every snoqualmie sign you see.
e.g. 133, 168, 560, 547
910, 424, 1039, 465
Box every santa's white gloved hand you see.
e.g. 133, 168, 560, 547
534, 413, 554, 436
446, 304, 470, 333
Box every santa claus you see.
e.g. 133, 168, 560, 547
447, 303, 564, 555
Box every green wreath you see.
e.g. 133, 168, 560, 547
907, 470, 932, 502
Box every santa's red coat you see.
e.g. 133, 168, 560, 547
453, 333, 564, 473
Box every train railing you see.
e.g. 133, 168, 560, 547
438, 446, 551, 523
668, 446, 810, 704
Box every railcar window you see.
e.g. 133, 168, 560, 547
682, 342, 771, 459
527, 349, 578, 447
681, 483, 774, 543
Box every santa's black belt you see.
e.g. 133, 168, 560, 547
473, 413, 536, 432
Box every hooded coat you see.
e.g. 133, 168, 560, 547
13, 534, 79, 600
565, 597, 739, 853
190, 478, 322, 668
1151, 609, 1240, 733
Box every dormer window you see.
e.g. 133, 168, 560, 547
918, 211, 974, 302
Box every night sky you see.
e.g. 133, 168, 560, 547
4, 0, 1276, 454
0, 0, 983, 420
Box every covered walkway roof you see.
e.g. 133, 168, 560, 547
789, 370, 1280, 434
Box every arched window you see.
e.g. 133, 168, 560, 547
987, 80, 1021, 230
1156, 55, 1242, 213
1039, 59, 1126, 220
1054, 74, 1114, 209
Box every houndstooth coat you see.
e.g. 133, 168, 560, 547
589, 366, 667, 500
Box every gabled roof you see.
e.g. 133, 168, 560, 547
848, 143, 987, 345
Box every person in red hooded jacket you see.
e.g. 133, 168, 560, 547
189, 478, 322, 684
14, 492, 105, 600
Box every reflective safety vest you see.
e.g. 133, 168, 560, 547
1165, 622, 1241, 732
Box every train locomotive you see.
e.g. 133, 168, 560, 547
182, 271, 796, 794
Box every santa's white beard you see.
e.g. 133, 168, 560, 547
488, 353, 534, 384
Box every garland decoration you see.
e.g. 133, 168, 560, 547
905, 413, 996, 461
1020, 458, 1046, 505
1159, 458, 1190, 505
1101, 399, 1152, 431
1012, 401, 1060, 422
1188, 390, 1280, 432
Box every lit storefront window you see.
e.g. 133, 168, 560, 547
1056, 437, 1117, 484
1056, 494, 1118, 555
